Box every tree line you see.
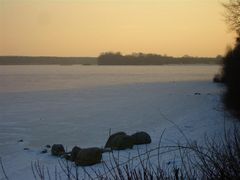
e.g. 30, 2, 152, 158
98, 52, 221, 65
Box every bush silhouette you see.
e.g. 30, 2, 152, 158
222, 39, 240, 118
221, 0, 240, 119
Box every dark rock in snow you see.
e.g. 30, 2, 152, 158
105, 132, 127, 148
194, 92, 201, 95
105, 132, 134, 150
45, 145, 51, 148
75, 147, 102, 166
51, 144, 65, 156
71, 146, 82, 161
41, 149, 47, 154
100, 148, 112, 153
63, 154, 72, 161
24, 148, 29, 150
131, 132, 151, 145
18, 139, 23, 142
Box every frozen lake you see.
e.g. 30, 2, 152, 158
0, 65, 220, 93
0, 65, 221, 152
0, 65, 228, 179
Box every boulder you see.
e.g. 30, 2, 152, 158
105, 132, 126, 148
75, 147, 102, 166
100, 148, 112, 153
105, 132, 134, 150
51, 144, 65, 156
71, 146, 82, 161
131, 132, 151, 145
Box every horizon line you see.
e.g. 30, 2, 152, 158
0, 54, 222, 59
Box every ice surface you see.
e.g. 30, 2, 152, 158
0, 65, 234, 179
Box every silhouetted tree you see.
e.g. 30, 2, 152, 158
222, 0, 240, 119
223, 0, 240, 36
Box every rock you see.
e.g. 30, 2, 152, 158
100, 148, 112, 153
105, 132, 126, 148
194, 92, 201, 95
51, 144, 65, 156
41, 149, 47, 154
45, 145, 51, 148
131, 132, 151, 145
75, 147, 102, 166
24, 148, 29, 150
113, 135, 134, 150
71, 146, 82, 161
18, 139, 23, 142
105, 132, 134, 150
63, 154, 72, 161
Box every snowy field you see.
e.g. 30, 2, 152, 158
0, 65, 235, 179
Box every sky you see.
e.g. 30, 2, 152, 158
0, 0, 236, 57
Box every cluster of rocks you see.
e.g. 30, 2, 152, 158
105, 131, 151, 150
51, 144, 102, 166
51, 131, 151, 166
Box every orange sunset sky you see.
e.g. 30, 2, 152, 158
0, 0, 236, 57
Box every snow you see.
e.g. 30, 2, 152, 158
0, 65, 236, 179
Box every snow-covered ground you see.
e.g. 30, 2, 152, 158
0, 65, 235, 179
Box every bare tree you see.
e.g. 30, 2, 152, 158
223, 0, 240, 36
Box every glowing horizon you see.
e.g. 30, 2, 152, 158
0, 0, 236, 57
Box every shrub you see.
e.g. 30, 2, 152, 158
222, 39, 240, 119
213, 74, 225, 83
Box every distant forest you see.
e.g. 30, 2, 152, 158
0, 56, 97, 65
0, 53, 222, 65
98, 52, 222, 65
